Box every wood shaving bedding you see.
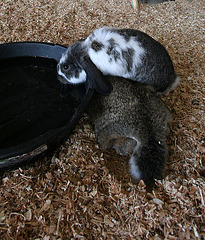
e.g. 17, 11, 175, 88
0, 0, 204, 238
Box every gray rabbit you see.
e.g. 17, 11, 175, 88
87, 76, 172, 186
57, 27, 180, 94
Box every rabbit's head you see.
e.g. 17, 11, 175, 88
57, 41, 86, 85
57, 41, 113, 95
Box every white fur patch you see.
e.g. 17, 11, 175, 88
69, 70, 87, 84
129, 156, 141, 180
59, 52, 67, 64
84, 27, 145, 79
89, 48, 126, 76
58, 68, 86, 84
128, 136, 142, 180
167, 75, 181, 93
129, 136, 141, 151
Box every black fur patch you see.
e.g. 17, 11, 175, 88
91, 40, 104, 51
108, 38, 116, 47
107, 38, 121, 61
111, 29, 131, 41
74, 69, 80, 78
122, 48, 134, 72
107, 38, 116, 55
106, 46, 112, 56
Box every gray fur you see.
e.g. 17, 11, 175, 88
88, 76, 172, 186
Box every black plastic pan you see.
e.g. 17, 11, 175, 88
0, 42, 94, 169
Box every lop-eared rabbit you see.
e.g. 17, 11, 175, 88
57, 27, 180, 94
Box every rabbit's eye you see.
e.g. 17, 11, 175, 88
63, 64, 70, 70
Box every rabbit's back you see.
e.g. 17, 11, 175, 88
85, 27, 178, 93
89, 77, 171, 140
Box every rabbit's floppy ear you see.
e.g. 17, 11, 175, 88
80, 57, 113, 95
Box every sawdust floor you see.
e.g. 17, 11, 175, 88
0, 0, 204, 239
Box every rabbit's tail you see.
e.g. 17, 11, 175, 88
163, 75, 180, 94
129, 133, 168, 186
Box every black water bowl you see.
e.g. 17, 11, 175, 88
0, 42, 94, 169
